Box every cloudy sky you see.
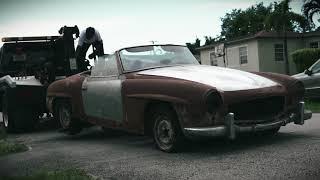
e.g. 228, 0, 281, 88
0, 0, 304, 53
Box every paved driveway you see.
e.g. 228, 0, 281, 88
1, 114, 320, 179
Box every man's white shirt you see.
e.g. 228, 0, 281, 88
78, 29, 102, 46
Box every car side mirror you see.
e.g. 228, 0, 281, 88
305, 69, 312, 76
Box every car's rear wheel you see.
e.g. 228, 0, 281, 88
151, 105, 184, 152
54, 100, 82, 135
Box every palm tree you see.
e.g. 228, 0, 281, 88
265, 0, 309, 74
303, 0, 320, 24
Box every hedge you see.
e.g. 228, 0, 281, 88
291, 48, 320, 72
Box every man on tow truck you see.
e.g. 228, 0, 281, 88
76, 27, 104, 71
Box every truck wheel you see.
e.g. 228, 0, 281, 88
151, 105, 184, 153
2, 106, 38, 133
2, 109, 13, 132
55, 100, 82, 135
2, 93, 14, 132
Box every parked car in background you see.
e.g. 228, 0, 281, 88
47, 44, 312, 152
292, 59, 320, 99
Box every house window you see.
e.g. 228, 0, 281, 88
310, 42, 319, 48
209, 52, 218, 66
274, 44, 284, 61
239, 46, 247, 64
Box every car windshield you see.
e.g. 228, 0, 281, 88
310, 59, 320, 74
119, 45, 199, 72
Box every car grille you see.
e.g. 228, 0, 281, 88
228, 96, 285, 125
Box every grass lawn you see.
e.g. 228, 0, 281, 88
0, 125, 28, 156
0, 139, 28, 156
305, 99, 320, 113
0, 169, 94, 180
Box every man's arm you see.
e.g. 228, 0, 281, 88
77, 31, 86, 47
93, 30, 104, 56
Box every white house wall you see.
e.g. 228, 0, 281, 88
304, 37, 320, 48
258, 38, 304, 75
225, 40, 259, 71
200, 49, 211, 65
199, 40, 259, 72
199, 35, 320, 75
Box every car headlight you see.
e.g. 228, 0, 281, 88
205, 91, 223, 113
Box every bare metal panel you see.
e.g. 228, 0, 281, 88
138, 65, 278, 91
92, 55, 118, 77
82, 77, 123, 122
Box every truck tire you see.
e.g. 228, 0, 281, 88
2, 94, 38, 133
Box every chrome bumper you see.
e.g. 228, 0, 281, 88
184, 102, 312, 140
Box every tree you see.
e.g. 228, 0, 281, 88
303, 0, 320, 24
186, 38, 201, 55
264, 0, 310, 74
204, 36, 216, 45
219, 1, 311, 40
220, 3, 272, 40
265, 1, 310, 33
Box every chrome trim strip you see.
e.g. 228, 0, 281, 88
0, 75, 17, 89
183, 101, 312, 139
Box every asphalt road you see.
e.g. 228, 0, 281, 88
1, 114, 320, 180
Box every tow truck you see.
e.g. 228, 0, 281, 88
0, 26, 87, 132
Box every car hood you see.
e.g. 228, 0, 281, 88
138, 65, 278, 91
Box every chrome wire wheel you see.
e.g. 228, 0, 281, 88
154, 115, 176, 151
59, 104, 71, 129
3, 113, 8, 128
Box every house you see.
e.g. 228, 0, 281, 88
197, 31, 320, 75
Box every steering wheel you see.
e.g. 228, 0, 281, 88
160, 59, 172, 65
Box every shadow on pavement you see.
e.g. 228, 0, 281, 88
14, 117, 314, 155
47, 127, 312, 155
181, 132, 310, 154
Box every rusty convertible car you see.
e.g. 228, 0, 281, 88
46, 44, 312, 152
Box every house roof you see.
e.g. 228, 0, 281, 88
197, 30, 320, 51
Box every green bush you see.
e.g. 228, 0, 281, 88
291, 48, 320, 72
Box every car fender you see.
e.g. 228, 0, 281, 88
47, 74, 86, 118
122, 78, 217, 133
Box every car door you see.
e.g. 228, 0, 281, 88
82, 54, 123, 122
303, 59, 320, 97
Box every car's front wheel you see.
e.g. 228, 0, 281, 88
151, 105, 184, 152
